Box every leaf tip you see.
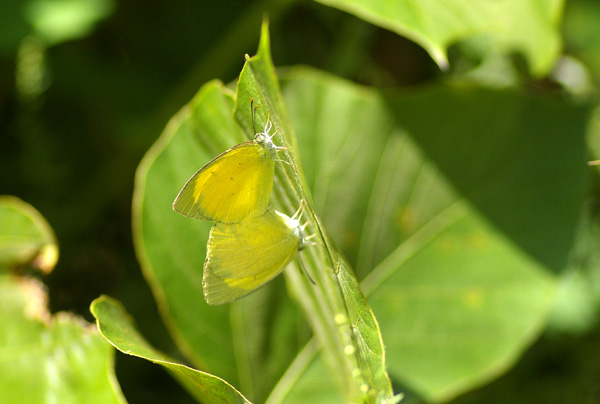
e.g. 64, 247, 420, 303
33, 243, 59, 274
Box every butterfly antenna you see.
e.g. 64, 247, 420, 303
251, 98, 258, 135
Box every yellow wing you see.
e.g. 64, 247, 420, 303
203, 209, 301, 305
172, 142, 275, 224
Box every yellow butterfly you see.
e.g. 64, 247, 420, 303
203, 206, 308, 305
172, 119, 283, 224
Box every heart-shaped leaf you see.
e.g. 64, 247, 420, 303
281, 67, 589, 401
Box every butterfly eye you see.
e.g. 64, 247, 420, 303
254, 133, 266, 143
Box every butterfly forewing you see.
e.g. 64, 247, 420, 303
173, 143, 274, 224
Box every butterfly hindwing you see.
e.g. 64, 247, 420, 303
203, 209, 301, 305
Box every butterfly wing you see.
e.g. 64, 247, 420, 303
173, 142, 275, 224
203, 209, 300, 305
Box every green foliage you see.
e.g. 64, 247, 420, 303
0, 197, 124, 404
119, 18, 589, 402
0, 0, 114, 54
280, 67, 588, 401
2, 0, 600, 403
127, 23, 398, 403
91, 296, 252, 404
313, 0, 562, 75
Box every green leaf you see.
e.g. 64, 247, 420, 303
238, 22, 398, 403
280, 67, 590, 401
367, 211, 557, 402
133, 22, 397, 403
387, 84, 589, 274
132, 67, 305, 401
90, 296, 252, 404
314, 0, 563, 76
0, 195, 58, 273
133, 80, 246, 378
0, 276, 125, 404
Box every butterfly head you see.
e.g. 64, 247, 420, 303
254, 119, 285, 158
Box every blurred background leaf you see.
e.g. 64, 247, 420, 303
24, 0, 115, 46
0, 0, 114, 53
313, 0, 562, 76
0, 198, 124, 404
0, 195, 58, 273
0, 277, 126, 404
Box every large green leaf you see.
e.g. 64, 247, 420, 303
280, 67, 589, 401
0, 276, 125, 404
132, 20, 588, 403
91, 296, 252, 404
314, 0, 563, 76
0, 195, 58, 273
133, 22, 397, 403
